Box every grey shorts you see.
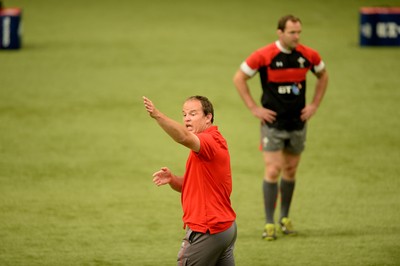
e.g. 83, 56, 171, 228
260, 124, 307, 154
177, 221, 237, 266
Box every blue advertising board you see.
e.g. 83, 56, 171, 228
0, 8, 22, 49
360, 7, 400, 46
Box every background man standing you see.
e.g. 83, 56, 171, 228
233, 15, 328, 240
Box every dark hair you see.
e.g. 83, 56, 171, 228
277, 15, 301, 31
186, 95, 214, 123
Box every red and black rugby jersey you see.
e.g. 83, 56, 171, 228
241, 41, 325, 131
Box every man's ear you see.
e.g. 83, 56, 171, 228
206, 113, 213, 123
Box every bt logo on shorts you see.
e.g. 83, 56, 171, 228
278, 83, 302, 95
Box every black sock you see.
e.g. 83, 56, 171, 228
280, 178, 295, 222
263, 180, 278, 224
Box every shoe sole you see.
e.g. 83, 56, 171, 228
262, 235, 277, 241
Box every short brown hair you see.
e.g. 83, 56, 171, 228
277, 15, 302, 31
186, 95, 214, 123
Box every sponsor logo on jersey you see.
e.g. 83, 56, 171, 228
278, 83, 302, 95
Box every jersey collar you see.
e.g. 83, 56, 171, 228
276, 40, 292, 54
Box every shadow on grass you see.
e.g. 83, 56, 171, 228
294, 228, 362, 238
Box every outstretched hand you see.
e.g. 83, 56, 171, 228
152, 167, 173, 187
143, 96, 159, 118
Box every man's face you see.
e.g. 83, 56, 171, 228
278, 20, 302, 50
182, 99, 211, 134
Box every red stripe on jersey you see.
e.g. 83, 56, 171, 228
268, 67, 309, 83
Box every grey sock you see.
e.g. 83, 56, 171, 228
263, 180, 278, 224
280, 178, 295, 222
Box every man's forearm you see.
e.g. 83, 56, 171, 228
312, 71, 329, 107
169, 175, 183, 192
233, 70, 258, 111
152, 111, 191, 145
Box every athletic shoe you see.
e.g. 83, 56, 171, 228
262, 223, 277, 240
279, 217, 297, 236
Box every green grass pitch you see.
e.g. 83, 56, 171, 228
1, 0, 400, 265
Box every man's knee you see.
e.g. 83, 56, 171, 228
284, 164, 298, 178
264, 165, 281, 181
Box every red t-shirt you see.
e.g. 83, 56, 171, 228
181, 126, 236, 234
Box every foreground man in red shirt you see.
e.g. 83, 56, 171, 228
143, 95, 237, 266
